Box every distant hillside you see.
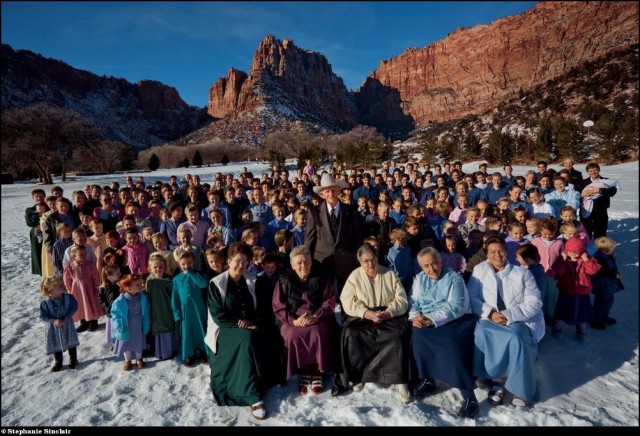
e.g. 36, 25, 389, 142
1, 44, 210, 151
399, 45, 639, 164
357, 1, 639, 138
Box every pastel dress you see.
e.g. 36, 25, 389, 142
40, 293, 80, 356
172, 270, 208, 361
147, 274, 179, 359
111, 292, 151, 359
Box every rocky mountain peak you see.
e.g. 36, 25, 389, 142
207, 34, 358, 137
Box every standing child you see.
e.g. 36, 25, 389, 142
385, 228, 413, 292
559, 206, 590, 247
163, 202, 187, 250
151, 232, 179, 276
111, 274, 151, 370
141, 226, 155, 253
63, 245, 102, 332
274, 229, 294, 272
389, 198, 407, 227
240, 228, 258, 248
505, 221, 527, 265
524, 218, 541, 242
205, 248, 226, 281
98, 265, 122, 346
121, 228, 151, 274
448, 193, 469, 225
266, 203, 293, 253
178, 204, 209, 249
147, 255, 179, 360
515, 244, 559, 327
458, 207, 485, 246
40, 276, 79, 371
531, 217, 564, 279
52, 223, 74, 277
440, 234, 466, 275
551, 237, 601, 340
367, 202, 398, 263
248, 246, 266, 275
476, 199, 491, 226
173, 228, 204, 272
528, 188, 554, 219
171, 251, 209, 366
590, 237, 623, 330
292, 209, 307, 247
88, 219, 107, 275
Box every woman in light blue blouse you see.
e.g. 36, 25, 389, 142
408, 247, 479, 418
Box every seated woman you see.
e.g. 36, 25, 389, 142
332, 243, 411, 404
205, 242, 284, 421
408, 247, 479, 418
467, 237, 544, 408
272, 245, 339, 396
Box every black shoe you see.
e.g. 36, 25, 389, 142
69, 359, 78, 369
76, 320, 89, 333
457, 398, 479, 419
88, 320, 99, 331
51, 361, 63, 372
413, 378, 437, 399
589, 321, 606, 330
605, 317, 617, 325
330, 383, 347, 397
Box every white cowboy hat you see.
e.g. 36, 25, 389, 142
312, 173, 350, 194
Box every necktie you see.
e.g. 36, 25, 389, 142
330, 208, 337, 227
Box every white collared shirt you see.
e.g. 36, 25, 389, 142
328, 201, 341, 218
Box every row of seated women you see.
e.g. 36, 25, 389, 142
204, 238, 543, 420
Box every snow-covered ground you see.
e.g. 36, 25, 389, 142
1, 160, 638, 426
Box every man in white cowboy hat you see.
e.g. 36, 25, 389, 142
305, 172, 364, 295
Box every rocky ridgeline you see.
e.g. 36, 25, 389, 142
1, 44, 209, 151
358, 1, 639, 136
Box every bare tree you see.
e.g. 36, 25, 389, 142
1, 104, 101, 183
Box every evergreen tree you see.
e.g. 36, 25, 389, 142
484, 126, 513, 165
463, 128, 482, 158
221, 153, 230, 165
192, 149, 203, 167
535, 117, 554, 161
418, 132, 440, 162
553, 117, 586, 162
267, 147, 285, 170
181, 157, 190, 168
148, 153, 160, 171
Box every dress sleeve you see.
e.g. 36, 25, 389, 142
272, 279, 296, 326
207, 282, 237, 328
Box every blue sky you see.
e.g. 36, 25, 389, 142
1, 1, 537, 108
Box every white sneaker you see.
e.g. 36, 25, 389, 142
511, 397, 528, 408
394, 383, 411, 404
352, 383, 365, 392
250, 401, 267, 420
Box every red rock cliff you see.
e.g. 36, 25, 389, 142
357, 1, 639, 135
208, 35, 357, 130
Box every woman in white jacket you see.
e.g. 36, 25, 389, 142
467, 237, 544, 407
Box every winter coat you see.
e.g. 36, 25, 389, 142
111, 292, 151, 341
340, 266, 408, 319
467, 261, 544, 343
552, 256, 601, 296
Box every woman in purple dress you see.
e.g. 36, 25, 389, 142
272, 245, 339, 396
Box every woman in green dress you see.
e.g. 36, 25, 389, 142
205, 242, 284, 420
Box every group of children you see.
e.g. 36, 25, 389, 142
36, 162, 622, 373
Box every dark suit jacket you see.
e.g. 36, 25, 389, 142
304, 201, 363, 292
